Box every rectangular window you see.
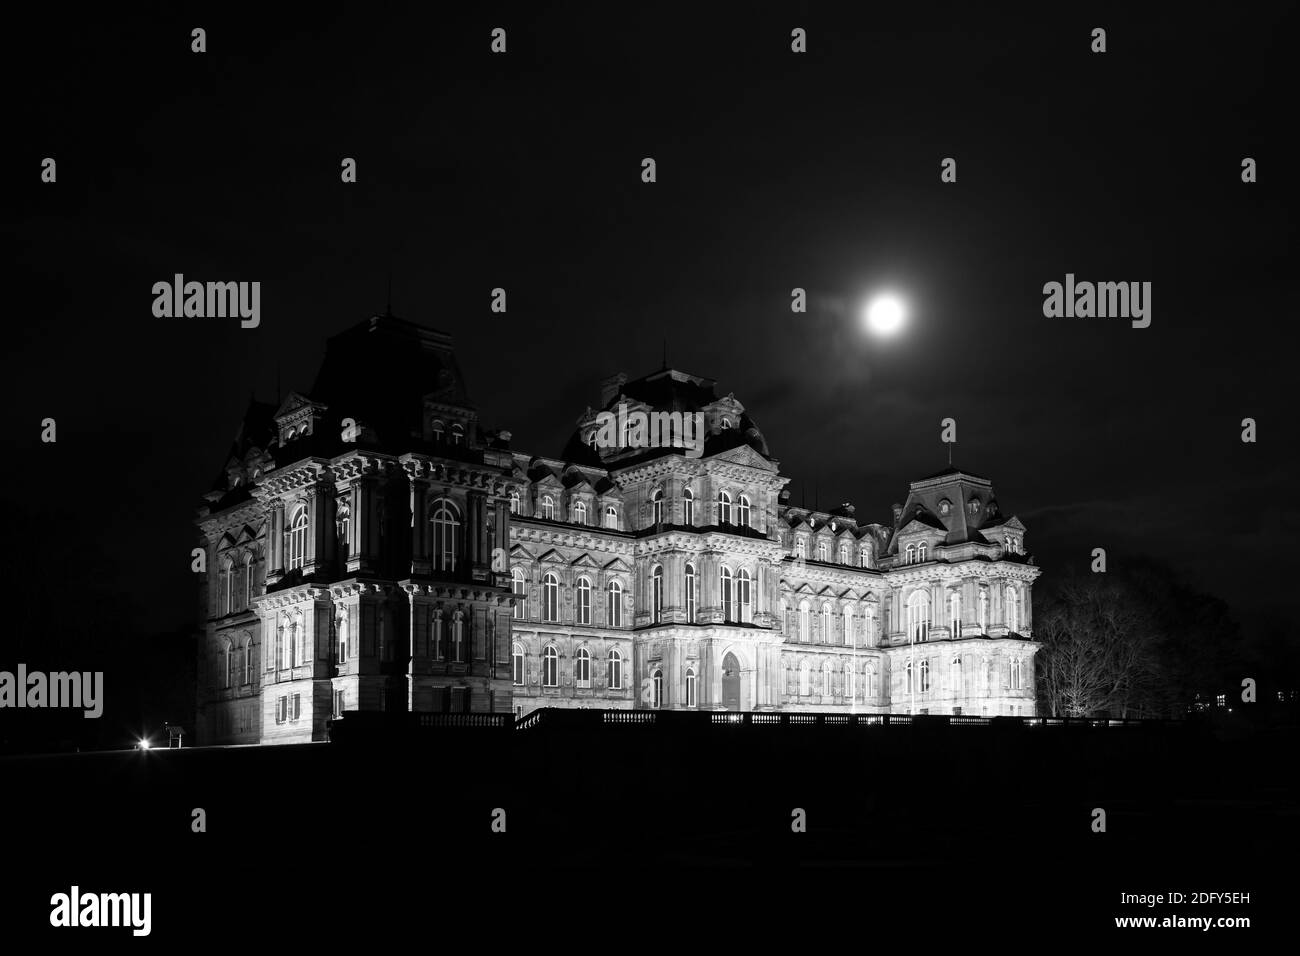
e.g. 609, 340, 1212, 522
293, 694, 302, 722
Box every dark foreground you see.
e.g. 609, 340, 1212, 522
2, 715, 1294, 943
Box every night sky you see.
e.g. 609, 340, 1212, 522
5, 5, 1295, 640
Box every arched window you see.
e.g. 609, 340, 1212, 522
542, 645, 558, 686
431, 499, 461, 573
287, 507, 308, 571
511, 568, 527, 619
845, 661, 856, 700
843, 605, 855, 646
512, 643, 524, 685
905, 544, 916, 565
652, 668, 663, 708
822, 660, 833, 696
720, 566, 734, 622
860, 543, 872, 568
683, 487, 695, 525
798, 661, 811, 696
336, 611, 348, 664
817, 540, 828, 562
295, 616, 306, 668
839, 543, 849, 565
573, 500, 587, 525
604, 505, 618, 529
575, 647, 591, 688
220, 556, 233, 614
543, 572, 560, 622
718, 491, 732, 525
651, 489, 665, 525
1010, 658, 1023, 690
450, 423, 464, 445
737, 495, 751, 528
576, 576, 592, 625
222, 641, 232, 688
821, 603, 832, 642
451, 610, 465, 662
920, 659, 931, 693
720, 417, 732, 430
684, 563, 697, 623
918, 542, 928, 562
541, 495, 555, 520
607, 580, 624, 627
243, 640, 253, 685
1006, 585, 1020, 633
778, 598, 788, 635
607, 648, 623, 690
952, 657, 963, 695
907, 591, 931, 643
738, 568, 752, 623
685, 667, 697, 707
905, 659, 914, 695
509, 490, 520, 514
949, 591, 961, 635
431, 420, 445, 442
243, 553, 254, 609
652, 566, 663, 623
978, 589, 989, 631
799, 601, 811, 643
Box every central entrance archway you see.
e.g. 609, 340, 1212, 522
722, 652, 741, 710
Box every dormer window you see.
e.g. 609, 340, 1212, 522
939, 499, 951, 516
918, 542, 927, 562
967, 498, 980, 515
432, 420, 445, 442
287, 427, 297, 441
720, 417, 732, 430
906, 544, 916, 564
540, 495, 555, 520
451, 423, 464, 445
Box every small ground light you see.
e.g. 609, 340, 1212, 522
138, 738, 152, 750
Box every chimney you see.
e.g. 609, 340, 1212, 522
891, 502, 902, 526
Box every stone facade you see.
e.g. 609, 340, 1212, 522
195, 314, 1040, 744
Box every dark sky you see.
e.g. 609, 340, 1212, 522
5, 5, 1296, 637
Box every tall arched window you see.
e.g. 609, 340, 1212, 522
978, 589, 989, 631
845, 661, 856, 700
867, 663, 878, 698
860, 543, 872, 568
918, 542, 928, 562
542, 645, 558, 686
817, 540, 828, 562
607, 580, 624, 627
541, 495, 555, 520
720, 566, 734, 622
431, 419, 445, 442
651, 489, 664, 525
684, 563, 697, 623
737, 495, 750, 528
511, 568, 527, 619
575, 647, 591, 688
821, 603, 832, 642
1010, 658, 1023, 690
952, 657, 963, 695
652, 566, 663, 623
685, 667, 697, 707
512, 643, 524, 685
822, 661, 833, 696
652, 668, 663, 708
604, 505, 618, 529
907, 591, 931, 643
573, 500, 587, 525
243, 640, 253, 685
905, 659, 914, 694
222, 641, 232, 688
950, 592, 961, 635
718, 491, 732, 525
799, 601, 811, 643
220, 556, 233, 614
576, 576, 592, 625
243, 553, 254, 609
843, 606, 854, 646
1006, 585, 1020, 633
431, 499, 460, 573
607, 648, 623, 690
905, 544, 916, 565
920, 659, 931, 693
288, 506, 308, 570
543, 572, 559, 622
799, 661, 811, 696
738, 568, 752, 623
778, 598, 788, 635
839, 543, 849, 565
683, 487, 695, 525
509, 490, 520, 514
336, 611, 348, 664
294, 616, 306, 669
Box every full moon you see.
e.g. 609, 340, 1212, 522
864, 294, 906, 336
